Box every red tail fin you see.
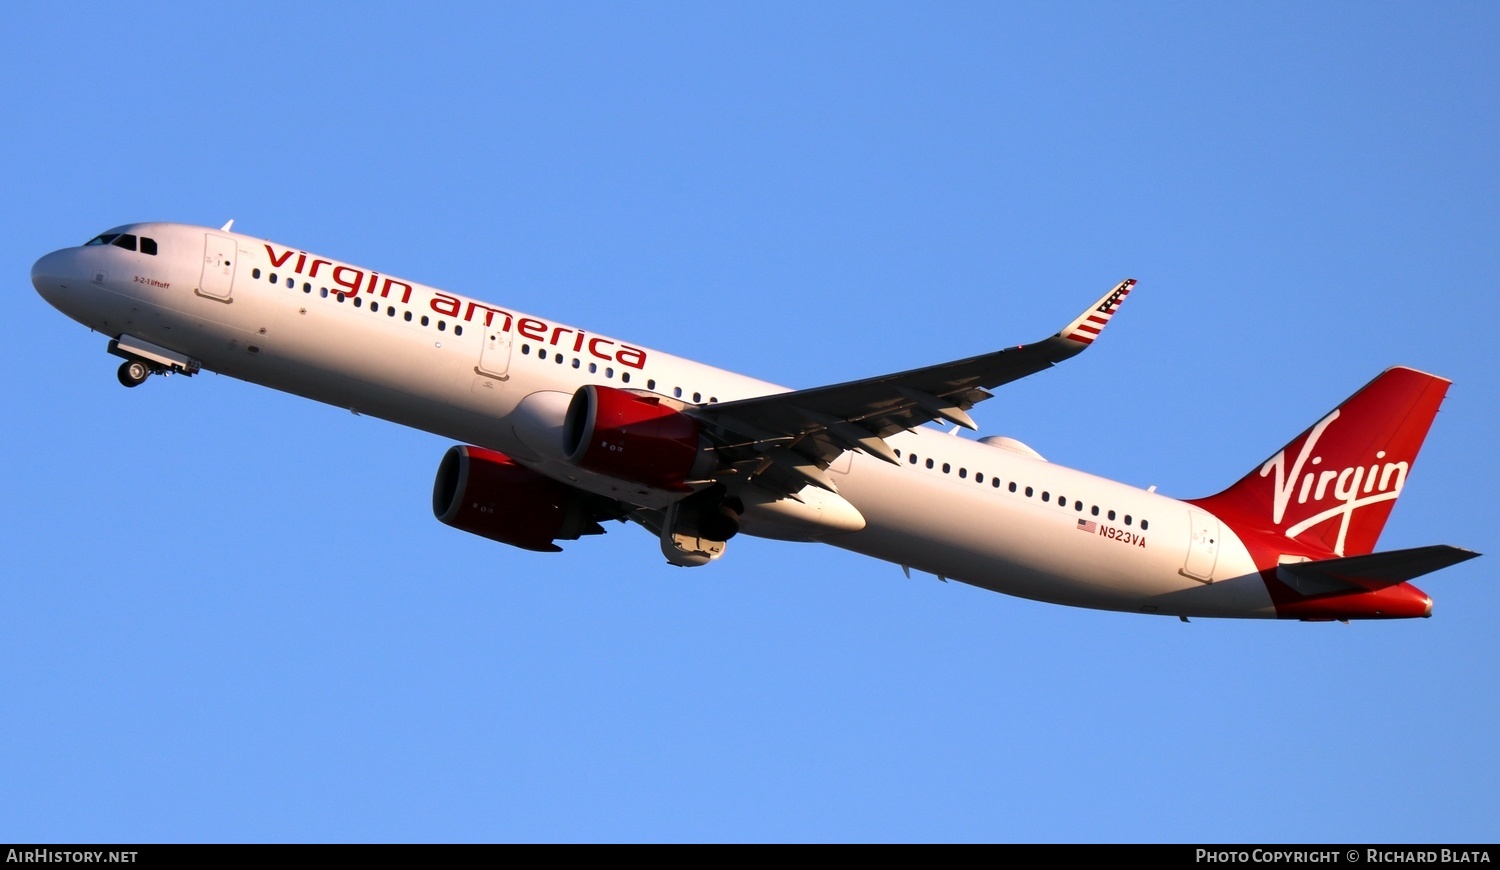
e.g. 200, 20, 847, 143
1191, 367, 1449, 558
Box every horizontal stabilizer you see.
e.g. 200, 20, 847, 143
1278, 545, 1479, 594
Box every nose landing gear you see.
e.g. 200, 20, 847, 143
107, 335, 201, 388
117, 359, 152, 388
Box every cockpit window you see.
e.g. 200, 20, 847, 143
82, 232, 156, 255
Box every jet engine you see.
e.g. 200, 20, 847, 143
432, 445, 604, 552
563, 385, 716, 491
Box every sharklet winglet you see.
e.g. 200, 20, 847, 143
1059, 278, 1135, 346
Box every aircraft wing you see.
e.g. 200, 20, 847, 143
691, 279, 1135, 495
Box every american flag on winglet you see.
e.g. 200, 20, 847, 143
1064, 279, 1134, 345
1076, 519, 1097, 533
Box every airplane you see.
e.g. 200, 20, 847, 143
30, 221, 1479, 621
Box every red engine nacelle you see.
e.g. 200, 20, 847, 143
563, 384, 715, 491
432, 446, 602, 552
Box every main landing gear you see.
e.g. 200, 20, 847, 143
117, 359, 152, 388
658, 489, 743, 568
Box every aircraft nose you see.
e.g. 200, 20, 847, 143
31, 249, 75, 302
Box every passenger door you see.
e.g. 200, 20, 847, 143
197, 233, 238, 301
1182, 508, 1221, 582
476, 324, 513, 379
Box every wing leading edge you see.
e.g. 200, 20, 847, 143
691, 279, 1136, 496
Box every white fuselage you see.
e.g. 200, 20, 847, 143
33, 222, 1275, 618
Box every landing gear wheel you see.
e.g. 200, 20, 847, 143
697, 503, 742, 542
117, 360, 150, 388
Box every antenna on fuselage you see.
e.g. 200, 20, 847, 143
220, 220, 235, 232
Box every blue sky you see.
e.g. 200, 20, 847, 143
3, 2, 1496, 842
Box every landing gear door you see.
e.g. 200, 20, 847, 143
1182, 508, 1221, 583
476, 324, 513, 379
198, 233, 238, 301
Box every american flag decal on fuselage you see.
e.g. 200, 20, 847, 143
1063, 278, 1135, 345
1076, 518, 1098, 533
